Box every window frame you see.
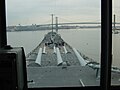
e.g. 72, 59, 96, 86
101, 0, 112, 90
0, 0, 7, 48
0, 0, 120, 90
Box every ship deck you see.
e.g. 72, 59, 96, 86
27, 66, 100, 88
26, 32, 120, 88
27, 66, 120, 88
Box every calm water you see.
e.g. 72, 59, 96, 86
7, 28, 120, 68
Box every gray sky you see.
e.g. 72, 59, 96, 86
6, 0, 119, 26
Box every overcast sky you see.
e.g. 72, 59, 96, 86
6, 0, 119, 26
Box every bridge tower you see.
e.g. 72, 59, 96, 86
113, 14, 116, 33
56, 17, 58, 33
51, 14, 54, 36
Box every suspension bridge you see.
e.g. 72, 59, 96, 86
7, 15, 120, 32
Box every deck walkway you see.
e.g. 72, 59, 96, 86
27, 66, 99, 88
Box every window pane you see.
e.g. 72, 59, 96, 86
112, 0, 120, 86
6, 0, 101, 87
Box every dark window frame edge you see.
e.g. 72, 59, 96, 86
0, 0, 7, 48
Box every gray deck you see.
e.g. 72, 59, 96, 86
27, 66, 100, 88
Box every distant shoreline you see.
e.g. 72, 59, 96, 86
7, 25, 120, 32
7, 25, 101, 32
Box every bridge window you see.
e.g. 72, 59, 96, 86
0, 0, 119, 89
5, 0, 101, 88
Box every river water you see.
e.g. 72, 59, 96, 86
7, 28, 120, 68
